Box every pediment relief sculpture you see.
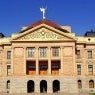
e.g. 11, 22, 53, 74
15, 28, 74, 41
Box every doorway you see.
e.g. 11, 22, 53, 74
27, 80, 34, 93
53, 80, 60, 92
40, 80, 47, 93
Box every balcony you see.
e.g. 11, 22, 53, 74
39, 61, 48, 75
26, 61, 36, 75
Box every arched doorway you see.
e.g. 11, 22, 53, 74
27, 80, 34, 93
40, 80, 47, 93
53, 80, 60, 93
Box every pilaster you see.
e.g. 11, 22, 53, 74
47, 80, 52, 93
24, 47, 26, 75
60, 46, 64, 74
35, 80, 40, 93
36, 47, 39, 75
48, 47, 51, 75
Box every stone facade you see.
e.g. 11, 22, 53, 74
0, 19, 95, 94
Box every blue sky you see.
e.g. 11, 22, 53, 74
0, 0, 95, 37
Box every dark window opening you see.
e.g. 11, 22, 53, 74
26, 61, 36, 75
53, 80, 60, 93
89, 80, 94, 88
78, 80, 82, 89
40, 80, 47, 93
27, 80, 34, 93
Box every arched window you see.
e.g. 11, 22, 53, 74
78, 80, 82, 89
89, 80, 94, 88
27, 80, 34, 93
40, 80, 47, 93
53, 80, 60, 93
7, 80, 10, 89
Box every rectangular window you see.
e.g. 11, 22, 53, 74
39, 47, 47, 57
88, 65, 93, 75
52, 47, 59, 57
7, 65, 11, 76
88, 50, 92, 59
77, 64, 81, 75
7, 51, 11, 59
27, 47, 35, 57
76, 50, 81, 59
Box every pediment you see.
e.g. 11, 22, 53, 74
12, 24, 75, 42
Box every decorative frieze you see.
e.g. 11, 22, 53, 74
18, 28, 69, 41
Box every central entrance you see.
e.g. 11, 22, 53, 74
40, 80, 47, 93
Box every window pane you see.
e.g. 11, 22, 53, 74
7, 51, 11, 59
77, 65, 81, 75
7, 65, 11, 69
39, 47, 47, 57
88, 50, 92, 59
7, 65, 11, 76
27, 48, 35, 57
88, 65, 93, 75
89, 80, 94, 88
78, 80, 82, 89
52, 47, 59, 57
76, 50, 81, 58
7, 80, 10, 89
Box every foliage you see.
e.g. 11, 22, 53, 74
91, 93, 95, 95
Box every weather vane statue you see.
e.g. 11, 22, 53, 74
40, 7, 46, 19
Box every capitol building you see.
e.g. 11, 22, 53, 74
0, 19, 95, 94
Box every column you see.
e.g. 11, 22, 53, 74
60, 46, 64, 74
48, 47, 51, 75
47, 80, 52, 93
23, 47, 26, 75
35, 80, 40, 93
36, 47, 39, 75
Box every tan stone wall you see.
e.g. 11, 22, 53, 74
2, 46, 11, 76
13, 47, 25, 75
0, 46, 3, 76
76, 44, 95, 76
0, 23, 95, 94
11, 41, 76, 76
0, 76, 79, 93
